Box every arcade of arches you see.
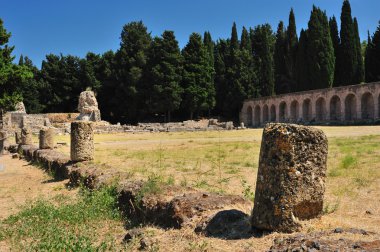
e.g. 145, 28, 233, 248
241, 82, 380, 127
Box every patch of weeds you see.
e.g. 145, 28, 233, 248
241, 179, 255, 202
328, 167, 342, 177
0, 186, 121, 251
194, 179, 210, 189
188, 240, 209, 252
353, 176, 371, 188
134, 175, 164, 208
166, 175, 175, 185
323, 200, 340, 215
341, 154, 358, 169
180, 177, 188, 187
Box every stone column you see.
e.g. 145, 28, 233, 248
70, 121, 94, 161
374, 94, 379, 120
39, 127, 55, 149
21, 127, 33, 145
0, 130, 7, 155
252, 123, 328, 233
15, 131, 21, 144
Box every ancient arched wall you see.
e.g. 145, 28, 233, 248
240, 82, 380, 126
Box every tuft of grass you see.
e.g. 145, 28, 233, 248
241, 179, 255, 202
323, 200, 340, 215
341, 154, 357, 169
0, 186, 122, 251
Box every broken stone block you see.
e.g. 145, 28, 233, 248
21, 127, 33, 145
39, 127, 55, 149
251, 123, 328, 233
70, 121, 94, 161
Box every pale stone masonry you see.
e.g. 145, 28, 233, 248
252, 123, 328, 232
21, 127, 33, 145
70, 121, 94, 161
39, 127, 55, 149
241, 82, 380, 126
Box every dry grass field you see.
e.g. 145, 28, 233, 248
2, 125, 380, 251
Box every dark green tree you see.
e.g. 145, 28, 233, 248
113, 21, 151, 123
329, 16, 340, 85
274, 21, 287, 94
18, 56, 45, 113
251, 24, 275, 97
365, 23, 380, 82
0, 18, 33, 110
337, 0, 357, 85
296, 29, 309, 91
181, 33, 214, 119
230, 22, 239, 52
39, 54, 84, 112
353, 18, 364, 83
285, 8, 298, 91
146, 30, 183, 122
214, 39, 229, 116
306, 6, 335, 89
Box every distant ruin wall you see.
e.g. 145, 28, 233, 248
240, 82, 380, 127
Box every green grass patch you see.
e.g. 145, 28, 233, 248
0, 186, 122, 251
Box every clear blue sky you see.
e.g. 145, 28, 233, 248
1, 0, 379, 68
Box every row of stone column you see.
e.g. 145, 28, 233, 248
10, 121, 94, 162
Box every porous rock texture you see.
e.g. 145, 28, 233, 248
252, 123, 328, 233
39, 127, 55, 149
70, 121, 94, 161
0, 130, 7, 154
21, 127, 33, 145
77, 91, 101, 121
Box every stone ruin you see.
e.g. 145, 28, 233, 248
251, 123, 328, 232
15, 101, 26, 113
70, 121, 94, 161
77, 91, 101, 122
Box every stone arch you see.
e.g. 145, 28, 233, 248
315, 97, 326, 121
345, 94, 357, 121
290, 100, 299, 122
279, 102, 287, 122
270, 105, 276, 122
254, 105, 261, 127
330, 95, 342, 121
263, 104, 269, 123
246, 106, 253, 126
302, 99, 312, 122
361, 92, 375, 120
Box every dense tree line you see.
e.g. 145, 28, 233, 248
1, 1, 380, 123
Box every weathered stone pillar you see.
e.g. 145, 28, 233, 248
15, 131, 21, 144
70, 121, 94, 161
252, 123, 328, 233
0, 130, 7, 155
39, 127, 55, 149
21, 127, 33, 145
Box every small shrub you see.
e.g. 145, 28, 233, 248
241, 179, 255, 202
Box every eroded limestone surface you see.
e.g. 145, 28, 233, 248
252, 123, 328, 233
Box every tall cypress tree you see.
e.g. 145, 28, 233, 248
181, 33, 214, 119
251, 24, 275, 97
285, 8, 298, 91
296, 29, 309, 91
240, 26, 251, 51
306, 6, 335, 89
274, 21, 287, 94
230, 22, 239, 52
214, 39, 229, 116
353, 18, 364, 83
337, 0, 356, 85
365, 23, 380, 82
329, 16, 340, 85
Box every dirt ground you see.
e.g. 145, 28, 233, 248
0, 154, 77, 220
